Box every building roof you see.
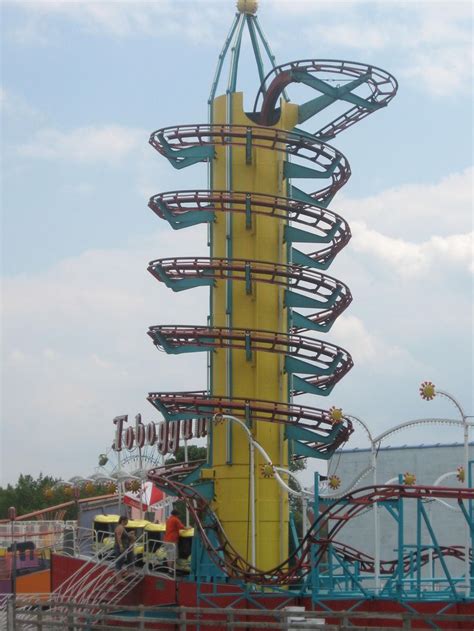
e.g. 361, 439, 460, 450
337, 441, 474, 454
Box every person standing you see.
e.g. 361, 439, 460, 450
114, 516, 134, 574
164, 509, 185, 570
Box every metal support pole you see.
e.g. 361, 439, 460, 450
312, 471, 320, 599
416, 498, 422, 598
463, 416, 470, 596
397, 473, 404, 597
250, 437, 256, 568
117, 450, 123, 513
184, 437, 190, 527
372, 442, 380, 595
437, 389, 470, 597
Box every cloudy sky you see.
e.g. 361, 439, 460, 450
1, 0, 472, 488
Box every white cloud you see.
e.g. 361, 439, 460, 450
350, 221, 473, 276
329, 314, 418, 368
340, 167, 473, 238
1, 226, 209, 484
8, 0, 224, 44
17, 125, 145, 163
0, 86, 43, 121
293, 1, 473, 97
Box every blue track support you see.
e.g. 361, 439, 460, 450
296, 71, 379, 124
311, 472, 321, 601
285, 223, 341, 244
397, 474, 404, 598
285, 287, 341, 310
284, 160, 335, 180
291, 375, 335, 397
285, 353, 342, 377
156, 133, 215, 169
150, 265, 215, 291
290, 311, 334, 333
291, 248, 336, 271
291, 185, 330, 208
419, 501, 459, 599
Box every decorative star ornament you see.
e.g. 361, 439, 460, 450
419, 381, 436, 400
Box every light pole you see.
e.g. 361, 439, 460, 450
213, 414, 256, 568
8, 507, 17, 597
347, 415, 381, 594
419, 381, 472, 597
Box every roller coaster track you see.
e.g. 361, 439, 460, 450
253, 59, 398, 135
150, 124, 350, 204
148, 258, 352, 333
148, 325, 352, 397
331, 541, 472, 577
148, 190, 351, 271
148, 461, 472, 585
148, 392, 353, 459
147, 50, 398, 577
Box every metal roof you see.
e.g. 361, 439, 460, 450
337, 441, 474, 454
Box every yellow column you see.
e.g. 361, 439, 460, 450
210, 92, 298, 570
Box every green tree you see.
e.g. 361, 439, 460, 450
165, 445, 208, 465
0, 474, 114, 520
288, 458, 307, 540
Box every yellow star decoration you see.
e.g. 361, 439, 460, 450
84, 482, 96, 494
419, 381, 436, 401
260, 463, 274, 479
129, 480, 141, 492
214, 414, 225, 425
456, 466, 465, 483
63, 486, 74, 497
328, 406, 343, 424
328, 475, 341, 490
107, 482, 117, 494
403, 472, 416, 486
43, 487, 54, 499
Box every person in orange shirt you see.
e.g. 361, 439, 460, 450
164, 509, 185, 571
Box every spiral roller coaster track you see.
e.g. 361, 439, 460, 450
146, 7, 398, 580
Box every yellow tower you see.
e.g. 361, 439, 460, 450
211, 91, 298, 568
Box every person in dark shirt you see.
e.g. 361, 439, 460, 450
114, 516, 135, 573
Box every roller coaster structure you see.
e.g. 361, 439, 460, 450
143, 1, 473, 610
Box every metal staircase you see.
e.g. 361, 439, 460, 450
18, 539, 147, 629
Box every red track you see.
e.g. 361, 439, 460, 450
149, 124, 350, 204
148, 257, 352, 332
147, 391, 353, 457
254, 59, 398, 136
147, 466, 474, 586
147, 325, 353, 395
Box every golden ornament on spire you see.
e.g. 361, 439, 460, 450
237, 0, 258, 14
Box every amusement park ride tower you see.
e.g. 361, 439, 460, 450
147, 0, 397, 575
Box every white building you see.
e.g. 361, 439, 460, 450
326, 442, 473, 581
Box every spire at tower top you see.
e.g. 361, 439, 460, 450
236, 0, 258, 14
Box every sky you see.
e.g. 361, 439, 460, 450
1, 0, 473, 489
